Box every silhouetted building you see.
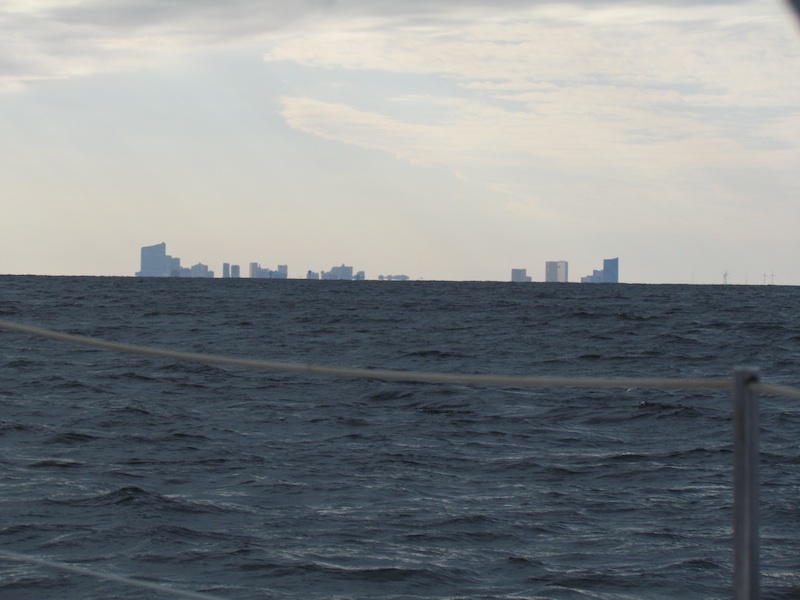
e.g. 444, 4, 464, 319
379, 274, 410, 281
136, 242, 166, 277
136, 242, 217, 277
545, 261, 568, 283
306, 270, 320, 280
321, 264, 356, 280
231, 265, 240, 278
167, 256, 182, 276
581, 258, 619, 283
581, 270, 604, 283
136, 242, 182, 277
250, 262, 288, 279
190, 263, 214, 278
511, 268, 532, 282
222, 263, 230, 278
603, 258, 619, 283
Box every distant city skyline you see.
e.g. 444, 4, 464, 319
2, 2, 798, 284
136, 242, 372, 281
134, 243, 788, 284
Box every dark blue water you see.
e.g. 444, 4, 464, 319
1, 276, 798, 599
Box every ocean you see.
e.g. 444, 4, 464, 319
1, 276, 798, 599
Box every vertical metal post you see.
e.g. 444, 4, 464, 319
733, 367, 760, 600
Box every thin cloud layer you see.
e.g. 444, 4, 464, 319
1, 0, 783, 88
270, 4, 799, 198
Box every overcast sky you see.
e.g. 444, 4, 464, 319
1, 0, 798, 283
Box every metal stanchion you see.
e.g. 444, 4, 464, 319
733, 367, 760, 599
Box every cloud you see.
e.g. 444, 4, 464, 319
265, 1, 798, 189
263, 3, 798, 95
262, 0, 799, 264
0, 0, 319, 89
276, 12, 798, 152
5, 0, 796, 182
2, 0, 790, 89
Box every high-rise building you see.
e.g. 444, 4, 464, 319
603, 258, 619, 283
222, 263, 230, 278
545, 261, 568, 283
511, 268, 532, 282
136, 242, 171, 277
231, 265, 240, 278
167, 256, 182, 276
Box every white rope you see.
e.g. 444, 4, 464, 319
0, 549, 230, 600
752, 381, 800, 401
0, 319, 733, 391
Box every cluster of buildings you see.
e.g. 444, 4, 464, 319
511, 258, 619, 284
137, 243, 618, 283
135, 242, 216, 278
378, 274, 410, 281
249, 263, 287, 279
135, 243, 367, 280
221, 263, 241, 278
580, 258, 619, 283
306, 265, 366, 280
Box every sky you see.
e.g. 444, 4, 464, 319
1, 0, 799, 284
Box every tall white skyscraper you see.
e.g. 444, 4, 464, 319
545, 261, 568, 283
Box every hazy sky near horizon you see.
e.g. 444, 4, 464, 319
1, 0, 799, 283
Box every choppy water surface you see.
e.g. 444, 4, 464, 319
1, 277, 799, 599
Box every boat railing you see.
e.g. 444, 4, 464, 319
1, 318, 798, 600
